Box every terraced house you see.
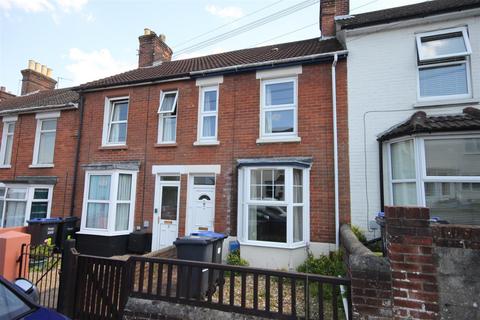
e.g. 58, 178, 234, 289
339, 0, 480, 236
0, 62, 80, 228
70, 0, 350, 268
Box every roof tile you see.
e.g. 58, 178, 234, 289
80, 37, 344, 90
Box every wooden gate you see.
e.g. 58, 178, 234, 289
73, 254, 130, 320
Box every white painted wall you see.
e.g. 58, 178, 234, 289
240, 241, 334, 270
344, 11, 480, 237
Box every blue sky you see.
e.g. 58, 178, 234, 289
0, 0, 426, 94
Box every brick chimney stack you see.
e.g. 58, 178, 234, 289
0, 86, 15, 102
138, 28, 173, 68
21, 60, 57, 95
320, 0, 350, 38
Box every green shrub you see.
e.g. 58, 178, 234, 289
297, 250, 345, 277
297, 250, 346, 300
351, 225, 367, 244
225, 250, 248, 277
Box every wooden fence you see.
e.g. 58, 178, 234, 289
128, 256, 352, 320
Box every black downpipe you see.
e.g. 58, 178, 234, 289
378, 140, 384, 211
69, 94, 85, 217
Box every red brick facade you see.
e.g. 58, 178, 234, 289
0, 109, 79, 218
73, 61, 350, 243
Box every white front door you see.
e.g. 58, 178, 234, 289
187, 175, 216, 234
152, 175, 180, 251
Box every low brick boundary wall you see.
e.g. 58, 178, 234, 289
340, 225, 392, 319
343, 207, 480, 320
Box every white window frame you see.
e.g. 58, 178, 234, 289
79, 170, 137, 236
386, 133, 480, 208
31, 112, 59, 167
259, 77, 299, 142
0, 184, 53, 228
415, 27, 473, 102
102, 97, 129, 147
0, 116, 17, 168
196, 85, 219, 144
416, 27, 472, 62
157, 90, 178, 144
237, 166, 310, 249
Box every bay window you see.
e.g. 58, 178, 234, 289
158, 91, 178, 144
81, 170, 137, 235
103, 97, 129, 146
0, 185, 53, 228
387, 135, 480, 224
238, 166, 309, 247
416, 27, 472, 101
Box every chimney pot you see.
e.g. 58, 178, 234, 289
0, 86, 5, 92
138, 29, 173, 68
144, 28, 151, 35
21, 60, 57, 95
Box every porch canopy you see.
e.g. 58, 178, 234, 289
378, 107, 480, 142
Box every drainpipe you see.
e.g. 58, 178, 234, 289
331, 53, 340, 249
69, 94, 84, 217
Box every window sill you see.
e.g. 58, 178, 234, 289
155, 143, 177, 148
239, 240, 307, 249
193, 140, 220, 146
413, 98, 479, 108
99, 145, 128, 150
29, 164, 54, 168
0, 165, 11, 169
256, 136, 301, 144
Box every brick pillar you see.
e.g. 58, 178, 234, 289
0, 231, 31, 281
385, 206, 439, 320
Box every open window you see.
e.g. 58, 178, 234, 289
416, 27, 472, 101
158, 91, 178, 144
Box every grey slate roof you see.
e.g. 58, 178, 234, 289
0, 88, 79, 114
338, 0, 480, 30
80, 37, 345, 90
378, 107, 480, 141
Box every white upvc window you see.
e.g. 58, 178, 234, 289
0, 116, 17, 167
32, 112, 59, 167
237, 166, 309, 248
259, 77, 298, 141
196, 86, 219, 144
0, 185, 53, 228
386, 134, 480, 225
416, 27, 472, 101
80, 170, 137, 235
158, 90, 178, 144
102, 97, 129, 146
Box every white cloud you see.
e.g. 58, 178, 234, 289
56, 0, 87, 12
205, 4, 243, 19
0, 0, 89, 19
0, 0, 54, 12
65, 48, 135, 85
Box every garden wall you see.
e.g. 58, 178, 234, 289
342, 206, 480, 320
